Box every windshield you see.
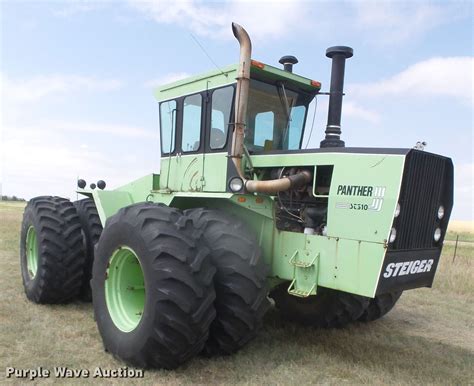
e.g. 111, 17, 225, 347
245, 79, 311, 153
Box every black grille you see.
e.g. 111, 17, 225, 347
393, 150, 453, 250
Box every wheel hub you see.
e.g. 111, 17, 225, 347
105, 247, 146, 332
26, 226, 39, 279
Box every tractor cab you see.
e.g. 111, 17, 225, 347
155, 59, 320, 152
154, 60, 321, 192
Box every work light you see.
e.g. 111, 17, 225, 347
229, 177, 244, 192
389, 227, 397, 243
394, 203, 401, 218
437, 206, 445, 220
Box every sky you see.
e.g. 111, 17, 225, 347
0, 0, 472, 220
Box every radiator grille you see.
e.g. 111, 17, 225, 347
393, 150, 452, 250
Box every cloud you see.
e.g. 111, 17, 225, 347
144, 72, 191, 88
1, 73, 123, 102
348, 57, 473, 105
1, 120, 156, 200
1, 136, 148, 200
353, 1, 467, 45
127, 0, 470, 45
3, 121, 156, 141
127, 0, 312, 41
343, 101, 380, 124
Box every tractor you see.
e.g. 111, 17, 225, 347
20, 23, 453, 368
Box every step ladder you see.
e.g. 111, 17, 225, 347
287, 250, 320, 297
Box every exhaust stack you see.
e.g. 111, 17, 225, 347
279, 55, 298, 72
231, 22, 312, 193
320, 46, 353, 148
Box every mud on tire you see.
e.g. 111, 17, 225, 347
92, 202, 216, 369
186, 208, 270, 355
20, 196, 85, 303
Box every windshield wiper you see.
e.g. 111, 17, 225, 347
277, 81, 294, 148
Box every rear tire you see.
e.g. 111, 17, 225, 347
186, 208, 270, 355
270, 284, 370, 328
92, 202, 216, 368
74, 198, 102, 301
20, 196, 85, 303
358, 291, 402, 322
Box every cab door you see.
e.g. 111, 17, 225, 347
177, 92, 205, 191
160, 93, 206, 192
202, 85, 235, 192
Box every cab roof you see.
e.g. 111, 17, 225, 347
154, 61, 321, 102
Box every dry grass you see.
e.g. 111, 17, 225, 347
0, 201, 473, 384
448, 220, 474, 234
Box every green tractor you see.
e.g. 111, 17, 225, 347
20, 23, 453, 368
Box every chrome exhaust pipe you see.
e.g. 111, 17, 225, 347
231, 22, 311, 193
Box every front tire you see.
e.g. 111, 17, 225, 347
20, 196, 85, 303
358, 291, 402, 322
186, 208, 270, 355
92, 203, 216, 368
270, 284, 370, 328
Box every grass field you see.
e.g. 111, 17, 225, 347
1, 201, 473, 384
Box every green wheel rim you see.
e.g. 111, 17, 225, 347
26, 226, 39, 279
105, 247, 146, 332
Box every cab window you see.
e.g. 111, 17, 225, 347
245, 79, 310, 153
160, 100, 176, 154
210, 86, 234, 150
182, 94, 202, 152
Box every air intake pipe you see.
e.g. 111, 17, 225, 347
320, 46, 353, 148
231, 22, 312, 193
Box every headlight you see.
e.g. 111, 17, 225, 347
394, 203, 401, 218
389, 227, 397, 243
229, 177, 244, 192
434, 228, 442, 242
437, 205, 445, 220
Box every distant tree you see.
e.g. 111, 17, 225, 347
1, 195, 26, 202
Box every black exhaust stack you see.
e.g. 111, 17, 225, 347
320, 46, 353, 148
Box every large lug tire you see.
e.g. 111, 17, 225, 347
186, 208, 270, 355
358, 291, 402, 322
74, 198, 102, 301
270, 284, 370, 328
92, 202, 216, 369
20, 196, 85, 303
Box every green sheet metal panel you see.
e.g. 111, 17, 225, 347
250, 151, 406, 244
272, 231, 385, 297
160, 154, 205, 191
202, 152, 228, 192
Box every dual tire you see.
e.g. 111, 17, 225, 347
20, 196, 85, 303
91, 204, 268, 367
20, 196, 103, 304
92, 203, 217, 368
